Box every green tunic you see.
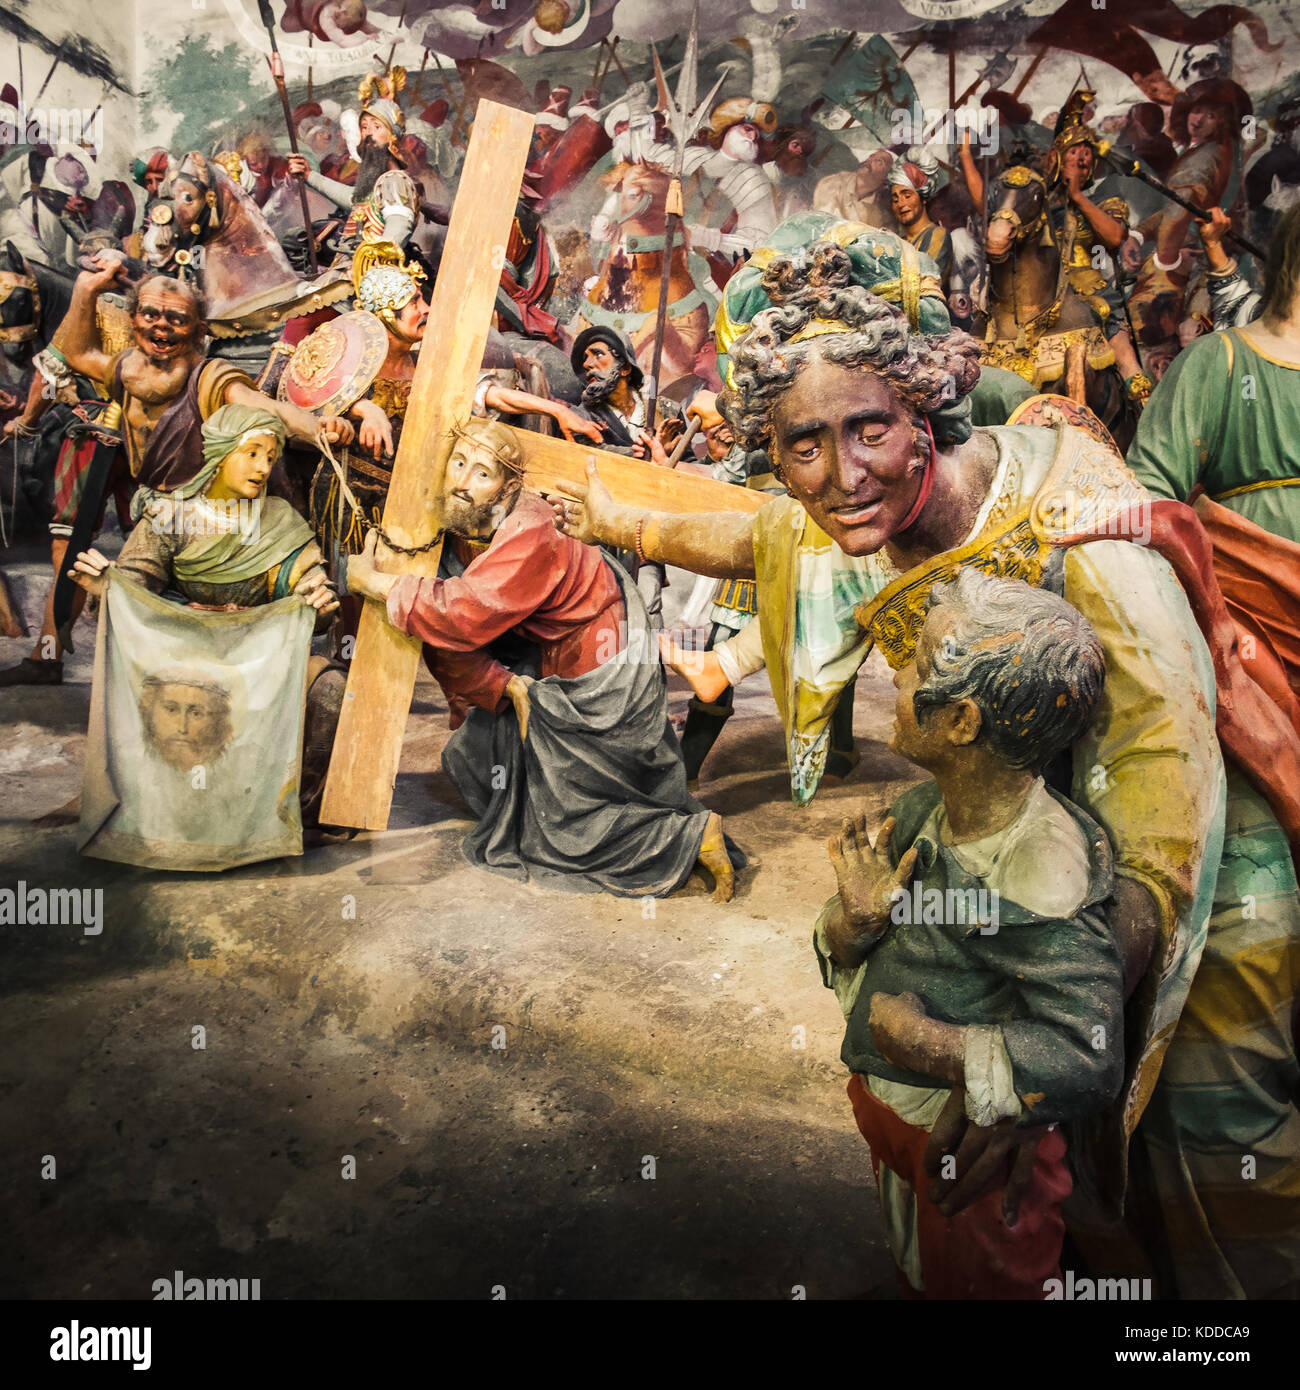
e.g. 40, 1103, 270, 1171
813, 778, 1123, 1129
1126, 326, 1300, 543
967, 366, 1036, 427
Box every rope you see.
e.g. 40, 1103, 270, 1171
315, 433, 444, 557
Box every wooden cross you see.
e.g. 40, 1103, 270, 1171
320, 99, 767, 831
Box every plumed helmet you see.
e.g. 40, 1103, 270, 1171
352, 239, 425, 318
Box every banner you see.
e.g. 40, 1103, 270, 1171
898, 0, 1008, 19
821, 36, 920, 147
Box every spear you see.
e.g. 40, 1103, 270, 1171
256, 0, 318, 274
1101, 147, 1265, 259
34, 42, 64, 106
606, 37, 630, 90
411, 46, 429, 103
645, 4, 728, 428
384, 3, 407, 72
591, 37, 610, 91
1012, 43, 1049, 100
81, 104, 101, 147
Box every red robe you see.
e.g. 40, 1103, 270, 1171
385, 492, 625, 726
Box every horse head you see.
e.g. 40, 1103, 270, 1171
985, 165, 1050, 264
0, 241, 42, 357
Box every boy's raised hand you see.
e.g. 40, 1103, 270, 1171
827, 811, 919, 934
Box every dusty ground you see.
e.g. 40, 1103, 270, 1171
0, 537, 925, 1299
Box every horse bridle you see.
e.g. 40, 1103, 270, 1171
987, 165, 1070, 337
0, 268, 40, 343
988, 166, 1048, 245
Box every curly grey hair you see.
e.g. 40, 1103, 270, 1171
913, 569, 1106, 772
723, 242, 982, 460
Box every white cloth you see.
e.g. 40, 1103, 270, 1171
78, 571, 315, 871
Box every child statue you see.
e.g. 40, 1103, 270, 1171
815, 568, 1124, 1299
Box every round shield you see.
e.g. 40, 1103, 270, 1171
278, 309, 388, 415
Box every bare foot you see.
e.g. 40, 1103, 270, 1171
696, 810, 734, 902
658, 632, 731, 703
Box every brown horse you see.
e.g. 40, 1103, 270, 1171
983, 166, 1134, 448
572, 161, 718, 395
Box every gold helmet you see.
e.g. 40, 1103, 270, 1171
358, 67, 407, 156
212, 150, 243, 182
709, 97, 778, 145
351, 240, 425, 322
1046, 89, 1108, 188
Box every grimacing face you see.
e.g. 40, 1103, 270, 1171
133, 285, 201, 364
141, 682, 231, 771
207, 433, 278, 501
1063, 143, 1094, 180
770, 353, 929, 558
442, 444, 515, 538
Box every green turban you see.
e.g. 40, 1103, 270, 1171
714, 211, 974, 445
714, 211, 955, 385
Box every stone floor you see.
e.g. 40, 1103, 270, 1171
0, 537, 924, 1299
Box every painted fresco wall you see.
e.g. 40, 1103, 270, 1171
4, 2, 1298, 193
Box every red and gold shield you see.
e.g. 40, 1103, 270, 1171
278, 309, 388, 415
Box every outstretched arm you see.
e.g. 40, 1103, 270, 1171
481, 383, 604, 444
551, 458, 757, 580
225, 381, 354, 449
